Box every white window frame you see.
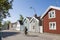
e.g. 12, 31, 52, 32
48, 10, 56, 19
49, 22, 56, 30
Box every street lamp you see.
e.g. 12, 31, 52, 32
30, 7, 36, 14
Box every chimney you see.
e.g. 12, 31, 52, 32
34, 14, 37, 18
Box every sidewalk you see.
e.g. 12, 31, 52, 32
28, 32, 40, 35
2, 30, 60, 40
28, 32, 60, 40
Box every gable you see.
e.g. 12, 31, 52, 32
43, 8, 56, 18
24, 18, 29, 21
30, 17, 39, 23
24, 18, 30, 24
41, 6, 60, 19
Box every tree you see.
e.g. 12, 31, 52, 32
0, 0, 13, 27
0, 0, 13, 40
0, 0, 13, 18
20, 15, 24, 21
6, 20, 11, 26
7, 21, 11, 29
2, 21, 8, 30
19, 15, 24, 25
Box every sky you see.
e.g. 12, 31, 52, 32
3, 0, 60, 23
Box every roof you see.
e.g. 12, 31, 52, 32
12, 22, 17, 25
35, 16, 40, 20
30, 16, 42, 26
24, 17, 32, 22
12, 21, 20, 25
26, 17, 32, 20
41, 6, 60, 19
35, 16, 42, 26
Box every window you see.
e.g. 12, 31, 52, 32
33, 26, 35, 29
49, 10, 56, 18
33, 20, 35, 23
49, 22, 56, 30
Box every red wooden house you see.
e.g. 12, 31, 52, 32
41, 6, 60, 34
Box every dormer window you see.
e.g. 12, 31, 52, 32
48, 10, 56, 19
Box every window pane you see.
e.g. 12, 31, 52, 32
53, 23, 55, 29
50, 23, 52, 28
52, 12, 54, 17
33, 26, 35, 29
50, 13, 52, 17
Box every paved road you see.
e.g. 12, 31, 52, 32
2, 30, 60, 40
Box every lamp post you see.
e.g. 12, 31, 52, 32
30, 7, 37, 32
30, 7, 36, 14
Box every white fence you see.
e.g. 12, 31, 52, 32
39, 26, 43, 33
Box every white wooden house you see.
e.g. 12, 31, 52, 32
16, 21, 20, 31
12, 21, 20, 31
24, 17, 31, 31
24, 14, 43, 33
30, 16, 40, 32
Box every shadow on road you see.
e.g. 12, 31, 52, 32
2, 32, 20, 38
